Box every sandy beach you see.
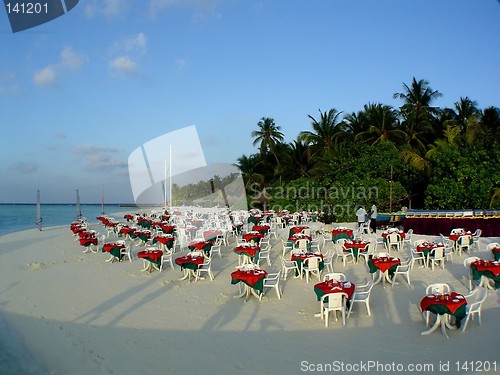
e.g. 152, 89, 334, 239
0, 222, 499, 375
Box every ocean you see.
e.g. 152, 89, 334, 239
0, 204, 132, 374
0, 204, 130, 237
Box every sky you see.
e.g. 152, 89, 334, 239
0, 0, 499, 204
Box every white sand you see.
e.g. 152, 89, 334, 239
0, 223, 499, 375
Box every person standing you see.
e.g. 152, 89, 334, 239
356, 206, 367, 229
370, 202, 377, 233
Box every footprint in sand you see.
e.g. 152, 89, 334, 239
28, 262, 47, 270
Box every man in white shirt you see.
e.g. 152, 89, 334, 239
356, 206, 367, 229
370, 203, 377, 233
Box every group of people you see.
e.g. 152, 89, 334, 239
356, 203, 377, 233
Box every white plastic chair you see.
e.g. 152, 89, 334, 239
119, 243, 133, 262
385, 233, 401, 252
429, 246, 445, 270
159, 249, 174, 271
392, 258, 412, 286
357, 242, 374, 263
471, 229, 481, 251
280, 256, 299, 280
280, 237, 293, 257
463, 256, 482, 290
322, 272, 346, 282
257, 246, 271, 267
456, 235, 472, 255
302, 256, 322, 283
347, 280, 374, 318
195, 257, 214, 281
321, 292, 348, 327
336, 243, 354, 267
462, 287, 487, 332
260, 272, 281, 300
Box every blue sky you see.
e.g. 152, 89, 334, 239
1, 0, 499, 203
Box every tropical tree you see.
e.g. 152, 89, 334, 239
299, 108, 343, 158
251, 117, 284, 158
393, 77, 442, 121
355, 103, 405, 146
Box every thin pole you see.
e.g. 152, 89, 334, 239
389, 166, 393, 213
36, 189, 42, 231
164, 159, 167, 209
169, 145, 172, 208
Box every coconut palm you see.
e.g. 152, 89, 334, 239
251, 117, 284, 158
393, 77, 442, 120
299, 108, 343, 157
355, 103, 405, 146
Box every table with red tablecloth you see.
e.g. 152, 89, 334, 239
331, 228, 353, 243
175, 254, 205, 281
102, 242, 126, 262
231, 269, 267, 299
420, 292, 467, 337
153, 235, 175, 249
314, 280, 356, 302
289, 226, 309, 237
416, 241, 442, 267
242, 231, 264, 244
79, 237, 98, 253
367, 256, 400, 285
158, 223, 176, 234
203, 230, 223, 241
449, 231, 473, 242
291, 253, 324, 277
343, 240, 369, 261
188, 240, 213, 256
234, 244, 260, 264
138, 249, 163, 272
252, 225, 269, 235
471, 260, 500, 289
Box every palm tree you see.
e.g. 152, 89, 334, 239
355, 103, 405, 146
393, 77, 442, 120
453, 97, 480, 130
299, 108, 343, 158
251, 117, 284, 158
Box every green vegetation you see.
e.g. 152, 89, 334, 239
235, 78, 500, 221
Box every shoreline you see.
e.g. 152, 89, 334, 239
0, 223, 499, 374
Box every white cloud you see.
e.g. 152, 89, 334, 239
33, 66, 57, 87
112, 33, 147, 55
109, 56, 139, 76
85, 0, 128, 18
0, 73, 20, 96
10, 162, 39, 174
74, 146, 127, 172
33, 47, 86, 88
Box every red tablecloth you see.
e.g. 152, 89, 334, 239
416, 242, 440, 252
472, 260, 500, 277
252, 225, 270, 234
159, 224, 176, 234
243, 232, 264, 242
449, 232, 473, 241
420, 292, 467, 315
203, 230, 223, 241
370, 257, 400, 273
234, 245, 260, 257
231, 269, 267, 288
332, 228, 353, 237
288, 234, 312, 242
138, 250, 163, 263
290, 226, 309, 234
102, 243, 125, 252
291, 252, 323, 263
154, 235, 175, 244
381, 230, 405, 239
120, 227, 135, 235
79, 237, 97, 246
175, 254, 204, 269
314, 280, 356, 300
344, 240, 369, 250
188, 240, 213, 250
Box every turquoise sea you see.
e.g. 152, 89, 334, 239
0, 204, 131, 237
0, 204, 132, 374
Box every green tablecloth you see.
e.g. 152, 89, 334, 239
471, 265, 500, 289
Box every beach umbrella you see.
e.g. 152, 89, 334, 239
36, 189, 42, 231
76, 189, 82, 219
